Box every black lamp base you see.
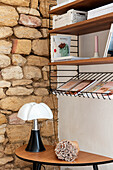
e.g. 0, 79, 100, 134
26, 129, 46, 152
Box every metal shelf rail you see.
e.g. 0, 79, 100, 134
50, 71, 113, 100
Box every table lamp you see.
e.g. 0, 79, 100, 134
17, 102, 53, 152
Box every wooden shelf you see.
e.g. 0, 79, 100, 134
49, 0, 113, 15
48, 57, 113, 66
15, 145, 113, 166
49, 12, 113, 35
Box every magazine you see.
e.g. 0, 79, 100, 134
58, 79, 83, 91
103, 23, 113, 57
83, 81, 107, 93
70, 80, 95, 93
83, 81, 113, 95
95, 81, 113, 94
51, 35, 71, 62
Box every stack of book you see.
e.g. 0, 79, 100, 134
88, 3, 113, 19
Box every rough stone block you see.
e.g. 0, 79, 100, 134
0, 6, 19, 26
0, 110, 12, 115
0, 40, 12, 55
12, 39, 31, 55
0, 27, 13, 39
4, 143, 23, 155
6, 86, 33, 96
23, 66, 42, 80
41, 28, 48, 38
14, 26, 42, 39
27, 55, 49, 66
43, 71, 48, 81
12, 54, 27, 66
9, 113, 25, 125
12, 79, 32, 86
33, 81, 49, 88
39, 0, 56, 18
6, 124, 32, 143
4, 164, 14, 169
0, 135, 5, 143
31, 0, 38, 9
34, 88, 49, 96
42, 19, 49, 28
19, 14, 41, 28
1, 66, 23, 80
17, 7, 40, 16
0, 145, 4, 158
0, 124, 6, 135
0, 89, 6, 99
0, 54, 11, 68
0, 0, 30, 6
0, 96, 42, 111
32, 39, 49, 56
0, 156, 13, 166
40, 120, 54, 137
0, 81, 11, 88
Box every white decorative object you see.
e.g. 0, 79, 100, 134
92, 36, 99, 58
53, 9, 87, 29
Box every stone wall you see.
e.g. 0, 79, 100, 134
0, 0, 58, 169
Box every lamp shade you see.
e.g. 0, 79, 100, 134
17, 102, 53, 120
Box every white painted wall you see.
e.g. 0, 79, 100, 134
58, 30, 113, 170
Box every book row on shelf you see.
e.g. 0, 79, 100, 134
54, 78, 113, 99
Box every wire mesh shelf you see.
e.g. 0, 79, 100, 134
50, 71, 113, 100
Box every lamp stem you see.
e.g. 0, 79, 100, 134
33, 119, 38, 130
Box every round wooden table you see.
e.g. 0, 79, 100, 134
15, 145, 113, 170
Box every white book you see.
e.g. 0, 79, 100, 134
53, 56, 90, 61
103, 24, 113, 57
51, 0, 75, 10
88, 3, 113, 19
51, 35, 71, 62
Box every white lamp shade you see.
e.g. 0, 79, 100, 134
17, 102, 53, 121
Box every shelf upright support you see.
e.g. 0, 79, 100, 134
77, 35, 79, 57
49, 4, 53, 94
77, 35, 80, 79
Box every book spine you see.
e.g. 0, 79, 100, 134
103, 24, 113, 57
